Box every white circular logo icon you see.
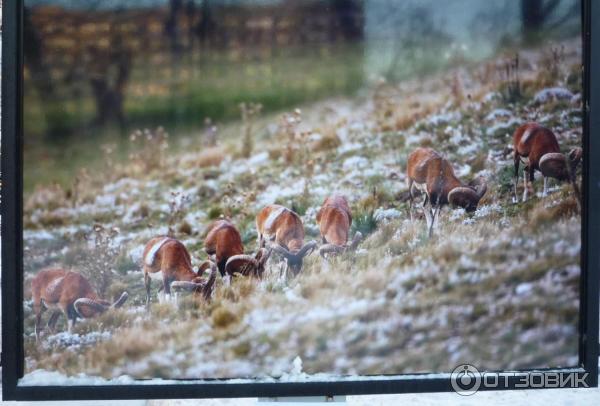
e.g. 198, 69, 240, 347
451, 364, 481, 395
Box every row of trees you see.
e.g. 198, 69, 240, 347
25, 0, 578, 139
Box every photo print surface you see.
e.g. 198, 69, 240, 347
22, 0, 583, 384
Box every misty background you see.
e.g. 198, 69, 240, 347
23, 0, 580, 191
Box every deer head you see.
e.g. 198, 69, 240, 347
447, 177, 487, 213
271, 241, 317, 275
539, 147, 582, 182
171, 261, 218, 300
319, 231, 363, 258
73, 291, 129, 318
223, 247, 272, 278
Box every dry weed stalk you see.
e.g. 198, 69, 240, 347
240, 102, 263, 158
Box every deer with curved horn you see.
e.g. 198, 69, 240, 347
256, 204, 317, 276
143, 236, 216, 306
513, 122, 582, 203
31, 268, 128, 341
316, 195, 362, 258
407, 147, 487, 237
205, 219, 270, 279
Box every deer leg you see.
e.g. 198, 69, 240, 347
529, 166, 536, 198
513, 154, 520, 203
407, 178, 414, 221
522, 167, 529, 202
163, 273, 173, 303
428, 199, 440, 238
34, 305, 43, 341
543, 176, 548, 197
432, 200, 442, 233
422, 194, 432, 234
62, 307, 74, 334
47, 311, 61, 333
144, 271, 151, 309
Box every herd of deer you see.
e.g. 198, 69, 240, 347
31, 122, 582, 341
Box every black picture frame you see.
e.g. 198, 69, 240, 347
2, 0, 598, 400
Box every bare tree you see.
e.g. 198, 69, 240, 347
521, 0, 579, 44
24, 8, 63, 139
166, 0, 184, 56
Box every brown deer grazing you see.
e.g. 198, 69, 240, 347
407, 147, 487, 237
143, 236, 217, 306
513, 123, 582, 202
256, 204, 317, 276
205, 220, 270, 278
316, 195, 362, 257
31, 268, 128, 341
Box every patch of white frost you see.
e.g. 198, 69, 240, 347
534, 87, 574, 104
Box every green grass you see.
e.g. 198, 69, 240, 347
24, 45, 364, 194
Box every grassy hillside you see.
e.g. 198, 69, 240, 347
22, 39, 582, 381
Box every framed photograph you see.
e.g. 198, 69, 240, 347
2, 0, 598, 400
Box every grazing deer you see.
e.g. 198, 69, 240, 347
205, 220, 270, 278
316, 195, 362, 257
513, 123, 582, 202
31, 268, 128, 341
256, 204, 317, 276
143, 236, 216, 306
407, 147, 487, 237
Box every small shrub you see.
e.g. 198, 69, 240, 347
79, 224, 121, 297
197, 147, 225, 168
240, 102, 263, 158
178, 221, 193, 235
351, 210, 378, 237
212, 306, 238, 329
128, 127, 170, 174
498, 53, 522, 104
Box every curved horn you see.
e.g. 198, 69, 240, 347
73, 298, 109, 318
470, 177, 488, 200
569, 147, 582, 164
225, 254, 259, 276
296, 240, 318, 259
349, 231, 363, 251
447, 187, 480, 209
170, 281, 199, 292
111, 292, 129, 308
319, 243, 345, 258
270, 243, 295, 261
196, 260, 214, 276
255, 247, 272, 265
201, 262, 218, 300
539, 152, 568, 180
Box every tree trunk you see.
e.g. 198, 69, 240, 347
24, 8, 66, 139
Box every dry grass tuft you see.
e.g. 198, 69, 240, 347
211, 306, 239, 329
529, 196, 579, 230
196, 147, 225, 168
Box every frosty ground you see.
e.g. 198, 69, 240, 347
21, 39, 583, 382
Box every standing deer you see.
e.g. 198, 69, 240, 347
205, 219, 270, 278
256, 204, 317, 276
142, 236, 217, 306
31, 268, 128, 341
407, 147, 487, 237
316, 195, 362, 257
513, 123, 582, 202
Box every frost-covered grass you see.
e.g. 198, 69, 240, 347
22, 39, 582, 382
